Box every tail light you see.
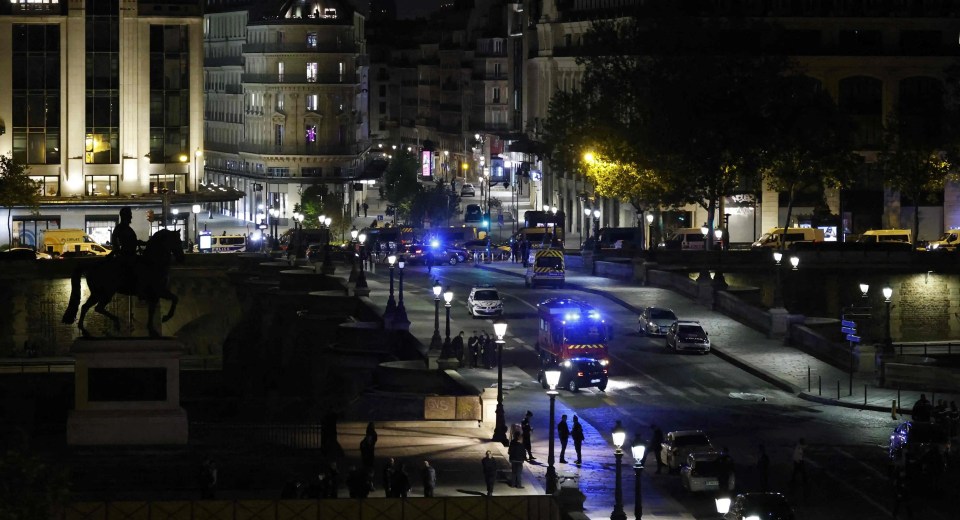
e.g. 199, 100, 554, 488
577, 371, 584, 377
603, 369, 608, 374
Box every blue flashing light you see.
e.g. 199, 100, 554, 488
564, 312, 580, 321
481, 219, 489, 228
588, 310, 601, 320
431, 239, 440, 248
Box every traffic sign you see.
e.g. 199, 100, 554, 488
846, 334, 861, 343
378, 214, 384, 221
841, 320, 856, 328
841, 327, 857, 335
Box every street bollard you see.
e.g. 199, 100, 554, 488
818, 375, 822, 396
891, 399, 898, 420
807, 366, 811, 392
837, 380, 840, 400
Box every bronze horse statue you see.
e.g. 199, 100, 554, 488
62, 228, 185, 337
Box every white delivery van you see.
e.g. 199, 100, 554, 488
660, 228, 708, 250
857, 229, 912, 245
927, 229, 960, 251
42, 229, 110, 256
751, 227, 824, 249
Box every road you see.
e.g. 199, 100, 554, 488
367, 261, 954, 520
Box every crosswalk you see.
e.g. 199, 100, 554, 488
574, 383, 769, 400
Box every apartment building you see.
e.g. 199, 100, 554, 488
0, 0, 223, 247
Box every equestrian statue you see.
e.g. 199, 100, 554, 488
62, 207, 185, 337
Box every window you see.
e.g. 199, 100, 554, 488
306, 94, 318, 111
492, 87, 501, 103
276, 92, 284, 111
85, 174, 120, 196
493, 39, 503, 53
149, 25, 190, 164
379, 85, 386, 96
274, 124, 284, 146
305, 124, 317, 143
494, 63, 502, 78
12, 24, 61, 165
86, 0, 120, 164
31, 175, 60, 196
277, 61, 284, 79
338, 62, 344, 82
307, 62, 318, 82
306, 32, 317, 48
149, 173, 185, 194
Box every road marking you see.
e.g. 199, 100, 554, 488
687, 387, 709, 397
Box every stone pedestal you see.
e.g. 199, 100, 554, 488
67, 339, 188, 445
768, 307, 789, 338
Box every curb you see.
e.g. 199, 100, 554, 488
479, 264, 896, 414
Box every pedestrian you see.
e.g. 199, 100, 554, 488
468, 332, 479, 368
557, 414, 570, 463
508, 432, 526, 488
790, 438, 807, 490
757, 443, 770, 492
912, 394, 932, 422
199, 458, 218, 499
356, 201, 361, 216
425, 249, 434, 273
324, 462, 340, 498
475, 334, 486, 368
363, 202, 369, 218
717, 446, 733, 492
452, 331, 465, 367
391, 461, 411, 498
481, 334, 492, 369
347, 465, 373, 498
643, 424, 664, 473
360, 422, 378, 471
421, 460, 437, 497
382, 457, 395, 497
571, 415, 585, 465
481, 450, 498, 496
521, 411, 535, 461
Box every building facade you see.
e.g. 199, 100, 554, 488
0, 0, 215, 247
202, 0, 369, 232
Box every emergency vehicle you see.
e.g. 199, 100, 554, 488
536, 298, 610, 366
525, 248, 565, 288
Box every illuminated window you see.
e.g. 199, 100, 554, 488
276, 92, 284, 111
277, 61, 284, 80
306, 32, 317, 48
307, 62, 318, 82
306, 94, 318, 111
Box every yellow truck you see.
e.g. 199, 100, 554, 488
41, 229, 110, 257
525, 248, 565, 288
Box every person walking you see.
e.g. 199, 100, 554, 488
391, 461, 411, 498
643, 424, 665, 473
481, 450, 498, 496
521, 411, 536, 461
790, 438, 807, 492
360, 422, 378, 473
356, 201, 361, 217
757, 443, 770, 492
451, 331, 465, 367
421, 460, 437, 497
508, 432, 526, 488
571, 415, 585, 465
362, 202, 369, 218
484, 334, 495, 369
557, 414, 570, 463
382, 457, 395, 497
468, 332, 479, 368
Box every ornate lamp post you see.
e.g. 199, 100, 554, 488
270, 207, 280, 249
544, 365, 562, 494
355, 233, 368, 292
631, 440, 646, 518
442, 288, 453, 354
491, 319, 509, 445
583, 207, 592, 247
383, 254, 397, 322
593, 209, 601, 238
715, 497, 731, 519
394, 256, 410, 328
646, 213, 654, 250
772, 251, 784, 308
611, 421, 627, 520
349, 228, 359, 283
883, 286, 893, 350
431, 281, 443, 351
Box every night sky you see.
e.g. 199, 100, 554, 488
357, 0, 442, 19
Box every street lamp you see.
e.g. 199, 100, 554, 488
442, 289, 454, 354
394, 256, 410, 327
860, 283, 870, 298
269, 207, 280, 250
383, 255, 397, 322
883, 286, 893, 349
584, 207, 593, 247
715, 497, 731, 517
171, 208, 179, 232
646, 213, 655, 250
349, 228, 360, 283
491, 319, 509, 445
611, 421, 627, 520
631, 440, 646, 519
789, 255, 800, 271
431, 281, 443, 351
358, 232, 367, 270
355, 233, 368, 291
772, 251, 784, 308
545, 365, 562, 495
593, 209, 601, 237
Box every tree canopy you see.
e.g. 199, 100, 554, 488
382, 148, 422, 222
0, 155, 41, 247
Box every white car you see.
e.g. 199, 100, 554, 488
680, 450, 735, 492
660, 430, 713, 472
460, 183, 476, 197
467, 285, 503, 318
637, 306, 677, 335
666, 321, 711, 354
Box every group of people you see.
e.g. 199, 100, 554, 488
910, 393, 959, 426
510, 239, 533, 266
506, 412, 587, 489
442, 331, 498, 368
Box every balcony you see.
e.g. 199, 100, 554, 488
204, 141, 240, 154
238, 143, 360, 156
472, 72, 508, 81
204, 55, 244, 67
242, 42, 358, 54
242, 73, 358, 84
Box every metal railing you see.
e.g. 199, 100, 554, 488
242, 72, 357, 84
191, 422, 322, 448
893, 341, 960, 356
0, 356, 222, 374
242, 42, 357, 54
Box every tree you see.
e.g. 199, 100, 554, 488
0, 155, 41, 247
409, 182, 457, 228
762, 75, 860, 244
299, 184, 351, 241
382, 148, 421, 222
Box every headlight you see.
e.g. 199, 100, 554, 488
599, 359, 610, 366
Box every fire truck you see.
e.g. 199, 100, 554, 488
535, 298, 610, 366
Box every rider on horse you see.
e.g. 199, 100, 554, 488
110, 207, 146, 294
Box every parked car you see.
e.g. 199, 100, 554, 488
666, 321, 711, 354
889, 421, 949, 473
467, 285, 504, 318
464, 204, 483, 223
660, 430, 713, 472
537, 358, 608, 392
723, 492, 794, 520
638, 307, 678, 336
462, 239, 512, 260
460, 183, 476, 197
680, 450, 735, 493
0, 247, 52, 261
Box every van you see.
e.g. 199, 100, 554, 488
512, 228, 564, 249
595, 227, 645, 251
858, 229, 912, 245
42, 229, 109, 256
525, 248, 565, 288
927, 229, 960, 251
660, 228, 707, 250
751, 227, 824, 249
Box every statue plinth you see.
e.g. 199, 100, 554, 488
67, 338, 188, 445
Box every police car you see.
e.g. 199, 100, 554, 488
466, 285, 503, 318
